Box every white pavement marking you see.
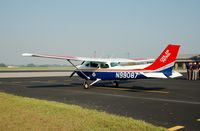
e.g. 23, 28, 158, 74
30, 81, 42, 83
47, 80, 57, 83
96, 87, 169, 94
12, 82, 21, 84
70, 90, 200, 105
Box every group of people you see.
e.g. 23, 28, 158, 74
186, 62, 200, 80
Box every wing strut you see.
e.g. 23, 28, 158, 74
67, 60, 90, 80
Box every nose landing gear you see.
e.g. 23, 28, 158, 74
83, 78, 101, 89
83, 81, 89, 89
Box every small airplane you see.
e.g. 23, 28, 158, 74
22, 44, 182, 89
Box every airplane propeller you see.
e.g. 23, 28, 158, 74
70, 71, 76, 78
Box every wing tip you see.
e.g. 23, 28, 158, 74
22, 53, 33, 57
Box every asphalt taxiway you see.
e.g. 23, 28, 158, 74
0, 74, 200, 130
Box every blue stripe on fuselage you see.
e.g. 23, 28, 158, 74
76, 71, 146, 80
75, 64, 174, 80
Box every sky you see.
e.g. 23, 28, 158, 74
0, 0, 200, 65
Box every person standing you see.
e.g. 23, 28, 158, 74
192, 62, 198, 80
188, 63, 193, 80
198, 62, 200, 79
186, 62, 190, 80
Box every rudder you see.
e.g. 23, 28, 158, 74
144, 44, 180, 76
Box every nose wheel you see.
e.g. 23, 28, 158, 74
83, 79, 101, 89
83, 81, 90, 89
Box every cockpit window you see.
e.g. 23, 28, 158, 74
111, 62, 119, 67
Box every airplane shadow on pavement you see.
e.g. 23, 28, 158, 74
26, 83, 78, 89
26, 80, 166, 92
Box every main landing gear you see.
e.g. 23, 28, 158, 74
113, 81, 119, 88
83, 80, 119, 89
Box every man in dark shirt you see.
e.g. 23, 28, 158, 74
186, 63, 190, 80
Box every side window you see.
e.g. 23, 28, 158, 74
111, 62, 119, 67
100, 63, 109, 68
90, 62, 99, 68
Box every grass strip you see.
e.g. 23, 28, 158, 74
0, 92, 166, 131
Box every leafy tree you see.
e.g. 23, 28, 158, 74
0, 63, 7, 67
26, 63, 36, 67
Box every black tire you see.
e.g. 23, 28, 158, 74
113, 81, 119, 88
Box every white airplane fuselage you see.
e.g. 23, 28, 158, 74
75, 62, 151, 80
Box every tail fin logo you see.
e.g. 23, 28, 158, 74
160, 50, 171, 63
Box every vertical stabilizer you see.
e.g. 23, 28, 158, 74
144, 44, 180, 76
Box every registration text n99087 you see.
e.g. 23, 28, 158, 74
115, 72, 140, 79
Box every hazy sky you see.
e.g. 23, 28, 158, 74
0, 0, 200, 65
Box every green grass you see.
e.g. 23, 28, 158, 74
0, 66, 74, 71
0, 92, 167, 131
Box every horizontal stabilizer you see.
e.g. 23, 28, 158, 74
169, 71, 183, 78
142, 72, 167, 78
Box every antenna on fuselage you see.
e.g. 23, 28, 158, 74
93, 51, 97, 58
127, 52, 130, 58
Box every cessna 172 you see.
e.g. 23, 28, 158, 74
22, 44, 182, 89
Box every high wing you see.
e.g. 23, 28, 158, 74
22, 53, 154, 63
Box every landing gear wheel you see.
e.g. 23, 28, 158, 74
83, 81, 90, 89
113, 81, 119, 88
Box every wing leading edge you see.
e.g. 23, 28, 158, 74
22, 53, 154, 63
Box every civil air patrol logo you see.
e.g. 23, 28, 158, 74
92, 72, 96, 77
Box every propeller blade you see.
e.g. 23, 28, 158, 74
70, 71, 76, 78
